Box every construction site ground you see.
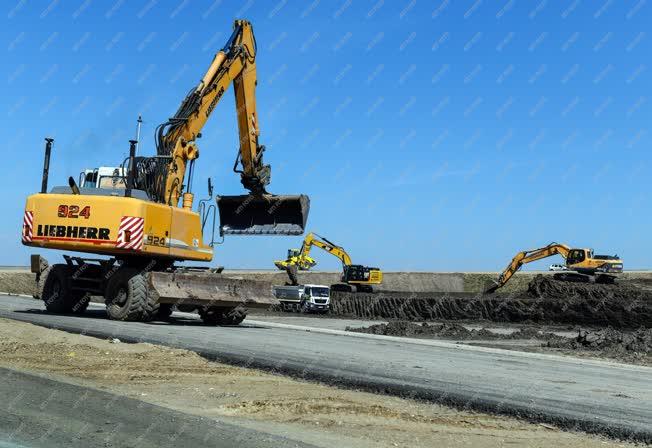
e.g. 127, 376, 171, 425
0, 317, 643, 448
1, 269, 651, 445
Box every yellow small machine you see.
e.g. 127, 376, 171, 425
22, 20, 309, 325
274, 232, 383, 293
486, 242, 623, 293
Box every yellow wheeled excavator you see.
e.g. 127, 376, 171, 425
22, 20, 309, 325
486, 243, 623, 293
274, 232, 383, 293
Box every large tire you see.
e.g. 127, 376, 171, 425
104, 269, 149, 321
39, 265, 90, 314
70, 293, 91, 314
142, 286, 173, 321
299, 299, 311, 314
40, 265, 71, 313
199, 306, 247, 326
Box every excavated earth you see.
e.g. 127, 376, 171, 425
346, 321, 652, 365
330, 276, 652, 328
347, 321, 564, 341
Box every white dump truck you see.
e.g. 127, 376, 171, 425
272, 284, 330, 313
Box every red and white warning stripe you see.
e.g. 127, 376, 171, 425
22, 211, 33, 243
116, 216, 144, 250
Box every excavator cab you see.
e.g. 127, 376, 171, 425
287, 248, 301, 258
217, 194, 310, 236
566, 249, 586, 265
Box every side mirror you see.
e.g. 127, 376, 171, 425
208, 178, 213, 198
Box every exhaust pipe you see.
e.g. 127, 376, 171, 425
41, 138, 54, 194
217, 194, 310, 236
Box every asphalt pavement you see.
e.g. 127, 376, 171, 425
0, 295, 650, 442
0, 367, 313, 448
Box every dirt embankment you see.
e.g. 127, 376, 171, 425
0, 270, 37, 296
331, 276, 652, 328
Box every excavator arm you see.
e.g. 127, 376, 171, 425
486, 243, 571, 293
300, 233, 353, 266
273, 233, 352, 272
151, 20, 309, 235
274, 232, 383, 290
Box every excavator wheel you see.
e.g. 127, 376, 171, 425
104, 268, 149, 321
39, 264, 91, 314
199, 306, 247, 326
299, 299, 311, 314
143, 286, 174, 321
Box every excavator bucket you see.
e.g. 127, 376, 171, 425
217, 194, 310, 236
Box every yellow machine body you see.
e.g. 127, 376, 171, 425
274, 232, 383, 289
487, 242, 623, 292
18, 19, 309, 325
23, 193, 212, 262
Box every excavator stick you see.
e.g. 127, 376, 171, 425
217, 194, 310, 236
148, 271, 276, 308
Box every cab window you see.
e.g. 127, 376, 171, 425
567, 249, 585, 264
98, 175, 126, 189
83, 172, 97, 188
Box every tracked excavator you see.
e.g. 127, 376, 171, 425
486, 243, 623, 293
22, 20, 309, 325
274, 232, 382, 293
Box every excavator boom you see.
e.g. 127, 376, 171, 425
274, 232, 383, 290
148, 19, 309, 235
486, 243, 570, 293
487, 242, 623, 293
21, 19, 312, 326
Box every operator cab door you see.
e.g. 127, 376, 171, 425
343, 264, 371, 283
80, 170, 98, 188
566, 249, 586, 266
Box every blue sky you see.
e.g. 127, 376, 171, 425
1, 0, 649, 271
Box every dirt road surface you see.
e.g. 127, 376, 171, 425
0, 317, 641, 448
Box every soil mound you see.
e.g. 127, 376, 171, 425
331, 275, 652, 328
548, 328, 652, 354
347, 321, 561, 341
